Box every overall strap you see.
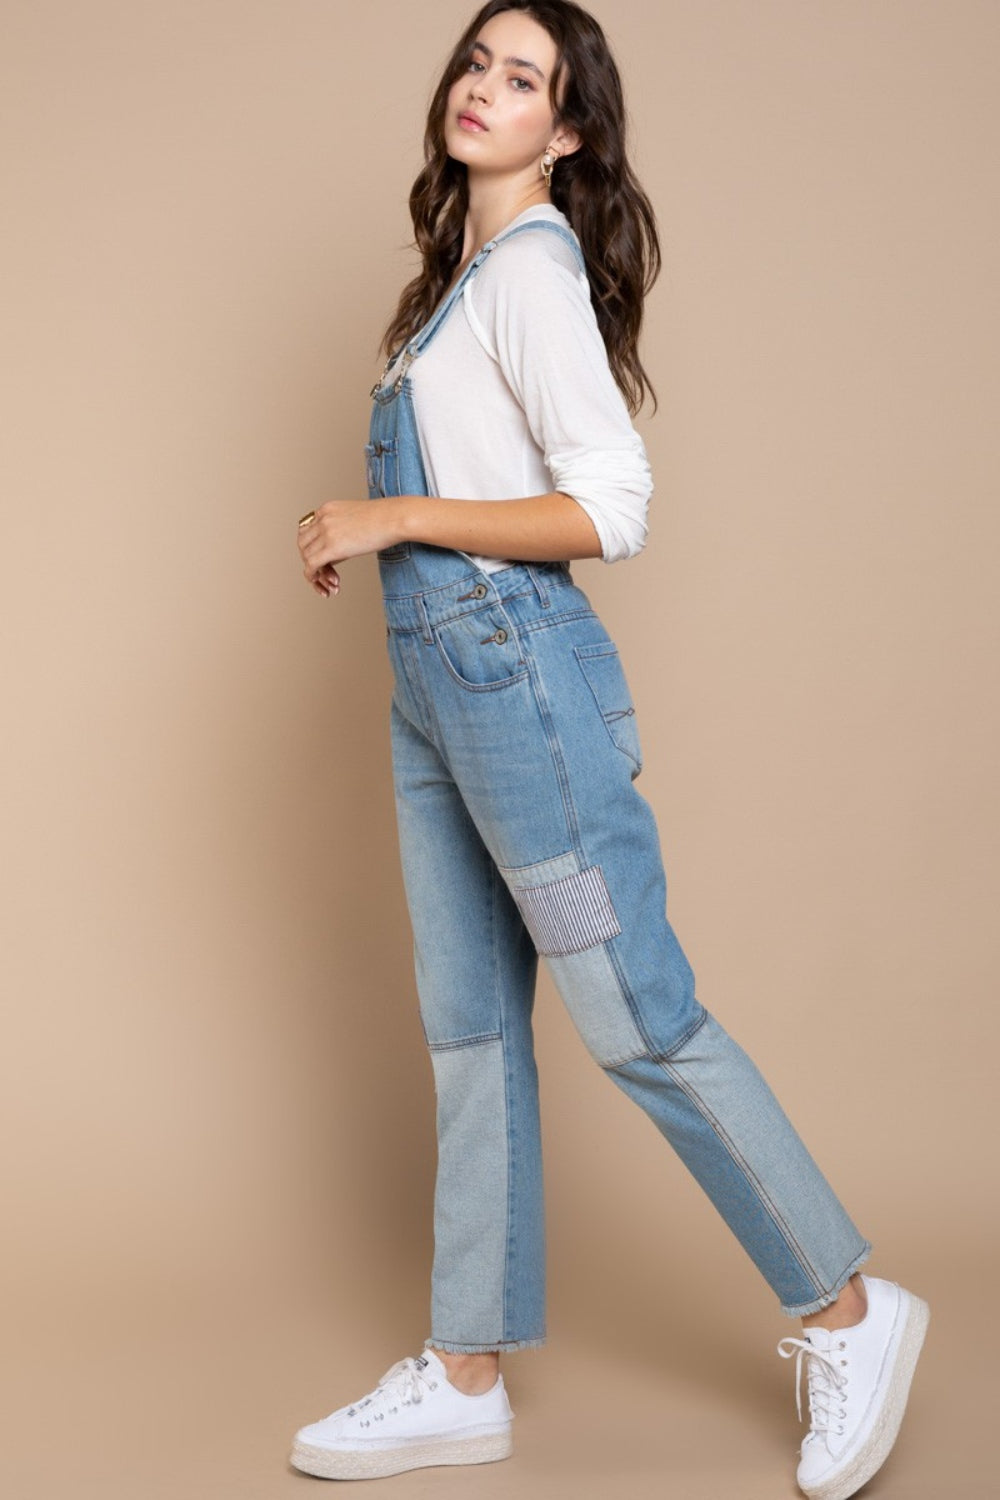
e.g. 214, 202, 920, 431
414, 219, 587, 356
410, 244, 491, 355
490, 217, 587, 274
377, 219, 587, 394
376, 242, 496, 393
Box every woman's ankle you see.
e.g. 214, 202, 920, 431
428, 1346, 501, 1395
801, 1272, 869, 1333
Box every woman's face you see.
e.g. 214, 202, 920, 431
444, 11, 574, 178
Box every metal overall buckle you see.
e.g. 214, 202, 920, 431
370, 344, 418, 399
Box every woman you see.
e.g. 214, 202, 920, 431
290, 4, 927, 1494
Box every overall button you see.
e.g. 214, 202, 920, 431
493, 628, 508, 644
472, 583, 488, 600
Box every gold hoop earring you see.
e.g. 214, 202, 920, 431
540, 150, 558, 187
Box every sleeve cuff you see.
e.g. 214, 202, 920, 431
550, 448, 652, 563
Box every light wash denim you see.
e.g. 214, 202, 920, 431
367, 222, 870, 1353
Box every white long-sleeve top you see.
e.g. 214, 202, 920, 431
396, 204, 652, 572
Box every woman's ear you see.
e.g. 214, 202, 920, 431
550, 125, 582, 159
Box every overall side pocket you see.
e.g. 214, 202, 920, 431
434, 609, 530, 692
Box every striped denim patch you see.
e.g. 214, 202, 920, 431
510, 865, 621, 957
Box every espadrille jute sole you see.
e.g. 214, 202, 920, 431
290, 1425, 513, 1480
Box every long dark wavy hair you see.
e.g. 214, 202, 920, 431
381, 0, 661, 414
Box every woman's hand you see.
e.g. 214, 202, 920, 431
296, 499, 404, 596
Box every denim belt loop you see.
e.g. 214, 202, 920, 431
525, 563, 551, 609
417, 594, 434, 644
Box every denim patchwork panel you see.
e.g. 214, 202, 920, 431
498, 850, 645, 1067
509, 864, 621, 957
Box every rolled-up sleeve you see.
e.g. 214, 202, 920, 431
464, 234, 652, 562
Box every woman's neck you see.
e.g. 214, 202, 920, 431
459, 174, 553, 266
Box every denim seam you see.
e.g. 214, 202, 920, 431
525, 563, 550, 608
495, 599, 526, 666
499, 849, 574, 880
653, 1051, 830, 1299
426, 1031, 503, 1053
491, 860, 517, 1345
389, 649, 447, 777
595, 1007, 708, 1072
599, 940, 671, 1061
384, 593, 581, 637
522, 654, 665, 1051
599, 1044, 653, 1069
407, 640, 452, 770
434, 600, 495, 627
780, 1241, 873, 1318
517, 607, 597, 638
650, 1005, 710, 1061
525, 658, 583, 857
383, 565, 489, 612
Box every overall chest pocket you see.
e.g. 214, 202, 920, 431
364, 437, 410, 561
574, 642, 643, 778
365, 438, 399, 499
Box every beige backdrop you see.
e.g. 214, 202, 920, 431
1, 2, 996, 1496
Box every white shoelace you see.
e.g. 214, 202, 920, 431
345, 1357, 438, 1421
777, 1336, 850, 1439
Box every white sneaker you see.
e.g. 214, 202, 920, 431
778, 1275, 930, 1500
290, 1348, 514, 1480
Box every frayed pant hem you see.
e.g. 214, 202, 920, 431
779, 1240, 873, 1318
425, 1335, 546, 1354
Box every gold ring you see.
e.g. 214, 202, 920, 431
298, 510, 316, 529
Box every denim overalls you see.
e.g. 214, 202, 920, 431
367, 220, 869, 1353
